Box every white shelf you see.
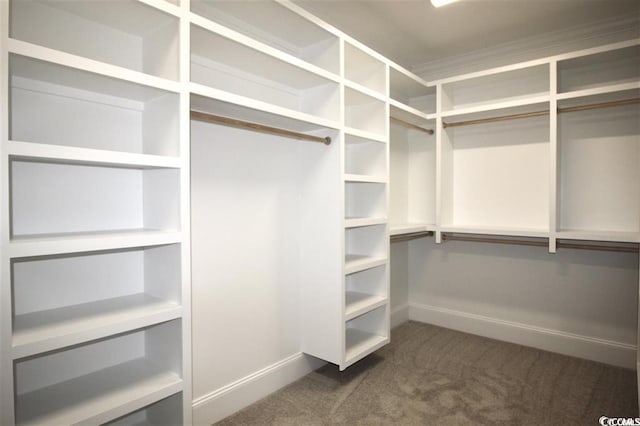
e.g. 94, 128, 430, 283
13, 294, 182, 360
389, 223, 435, 236
440, 226, 550, 239
345, 217, 387, 228
344, 292, 387, 321
8, 141, 181, 170
344, 174, 387, 184
15, 358, 182, 426
345, 255, 387, 275
344, 328, 388, 367
556, 230, 640, 244
389, 101, 434, 124
556, 82, 640, 101
344, 41, 386, 95
9, 230, 182, 258
440, 96, 550, 119
344, 127, 387, 143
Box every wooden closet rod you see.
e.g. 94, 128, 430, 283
390, 116, 434, 135
442, 97, 640, 129
390, 231, 434, 243
190, 111, 332, 145
442, 234, 639, 253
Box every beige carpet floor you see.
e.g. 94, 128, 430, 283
216, 321, 638, 425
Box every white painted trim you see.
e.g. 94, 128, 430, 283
409, 302, 636, 369
192, 352, 325, 425
390, 303, 409, 329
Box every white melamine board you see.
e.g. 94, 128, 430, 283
346, 225, 387, 259
345, 134, 387, 177
345, 292, 386, 321
390, 123, 436, 229
345, 182, 387, 220
344, 255, 387, 275
408, 237, 639, 352
13, 294, 181, 360
190, 0, 339, 74
345, 217, 386, 228
558, 44, 640, 94
344, 42, 386, 94
10, 161, 180, 236
16, 358, 181, 426
106, 393, 183, 426
191, 25, 339, 121
344, 305, 388, 367
559, 104, 639, 234
345, 88, 387, 136
10, 56, 179, 155
191, 121, 340, 395
346, 265, 386, 297
441, 64, 549, 112
389, 102, 433, 126
389, 67, 435, 114
441, 116, 550, 231
10, 0, 179, 80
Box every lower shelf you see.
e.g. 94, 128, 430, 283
345, 292, 386, 321
16, 358, 182, 426
13, 294, 182, 359
344, 254, 387, 274
344, 328, 388, 368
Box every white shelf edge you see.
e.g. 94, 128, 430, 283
189, 82, 341, 131
9, 230, 183, 258
343, 127, 387, 143
343, 173, 387, 183
344, 255, 387, 275
556, 230, 640, 244
137, 0, 182, 18
8, 38, 180, 94
343, 80, 387, 102
440, 95, 550, 118
389, 99, 433, 121
389, 223, 435, 236
15, 358, 183, 426
344, 293, 387, 322
343, 329, 388, 368
12, 295, 182, 360
388, 63, 432, 89
189, 11, 341, 85
344, 217, 387, 228
8, 141, 181, 169
439, 226, 550, 239
557, 81, 640, 101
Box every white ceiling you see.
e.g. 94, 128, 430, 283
294, 0, 640, 70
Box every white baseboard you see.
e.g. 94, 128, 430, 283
192, 352, 326, 425
391, 303, 409, 329
409, 302, 636, 369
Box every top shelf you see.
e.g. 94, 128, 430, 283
345, 41, 387, 95
389, 66, 436, 115
190, 0, 340, 75
9, 0, 180, 81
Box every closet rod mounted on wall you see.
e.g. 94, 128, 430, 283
390, 116, 434, 135
190, 111, 332, 145
390, 231, 434, 243
442, 234, 640, 254
442, 97, 640, 129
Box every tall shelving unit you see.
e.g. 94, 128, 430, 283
1, 0, 191, 424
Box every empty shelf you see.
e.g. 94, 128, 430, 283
344, 255, 387, 274
345, 292, 387, 321
344, 328, 388, 367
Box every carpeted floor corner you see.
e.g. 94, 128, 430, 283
215, 321, 638, 425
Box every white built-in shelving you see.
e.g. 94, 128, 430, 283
1, 0, 190, 424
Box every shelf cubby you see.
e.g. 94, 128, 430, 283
344, 41, 386, 94
14, 320, 183, 426
345, 224, 387, 266
11, 244, 182, 359
345, 182, 386, 221
345, 87, 387, 137
191, 24, 340, 123
10, 0, 179, 80
558, 97, 639, 240
389, 118, 436, 232
558, 44, 640, 95
10, 160, 180, 238
441, 64, 549, 113
10, 54, 179, 156
389, 66, 436, 115
440, 108, 550, 233
344, 305, 388, 368
345, 265, 387, 321
345, 134, 387, 179
190, 0, 339, 75
105, 392, 183, 426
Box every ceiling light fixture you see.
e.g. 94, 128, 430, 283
431, 0, 459, 7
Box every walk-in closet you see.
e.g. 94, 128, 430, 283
0, 0, 638, 424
